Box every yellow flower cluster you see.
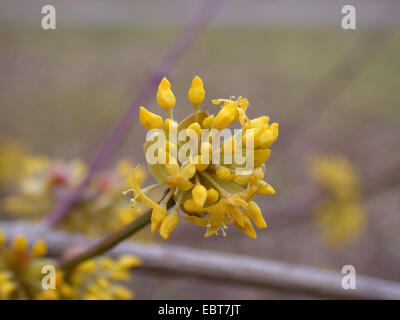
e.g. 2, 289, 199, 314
1, 156, 149, 236
0, 230, 139, 300
130, 76, 279, 239
309, 155, 366, 247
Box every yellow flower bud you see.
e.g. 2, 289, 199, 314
60, 284, 76, 299
157, 77, 176, 110
244, 201, 267, 228
37, 290, 59, 300
188, 75, 205, 105
234, 215, 257, 238
244, 116, 270, 129
1, 282, 16, 299
151, 207, 168, 233
159, 214, 179, 239
188, 122, 201, 136
206, 188, 219, 204
242, 126, 265, 147
214, 103, 237, 130
77, 260, 97, 273
183, 199, 203, 213
258, 123, 279, 149
202, 115, 214, 129
139, 106, 163, 130
256, 181, 275, 194
192, 185, 207, 207
32, 239, 47, 257
112, 285, 134, 300
233, 174, 250, 185
0, 230, 5, 247
193, 155, 209, 171
13, 235, 28, 252
216, 166, 232, 181
254, 149, 271, 168
118, 255, 141, 268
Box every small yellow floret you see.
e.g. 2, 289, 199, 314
183, 199, 203, 213
188, 122, 202, 136
202, 115, 215, 129
0, 281, 16, 299
0, 230, 5, 247
118, 255, 141, 269
159, 214, 179, 239
32, 239, 47, 257
206, 188, 219, 204
112, 285, 133, 300
157, 77, 176, 110
151, 207, 168, 233
245, 201, 267, 228
139, 106, 163, 130
214, 103, 237, 130
216, 166, 232, 181
188, 76, 205, 105
13, 235, 28, 252
192, 185, 207, 207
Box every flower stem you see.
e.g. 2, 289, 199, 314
59, 193, 175, 272
59, 210, 152, 272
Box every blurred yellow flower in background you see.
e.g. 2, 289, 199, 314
1, 156, 151, 237
309, 154, 366, 247
0, 230, 139, 300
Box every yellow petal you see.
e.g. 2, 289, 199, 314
234, 216, 257, 238
254, 149, 271, 167
244, 201, 267, 228
214, 103, 237, 130
151, 207, 168, 233
159, 214, 179, 239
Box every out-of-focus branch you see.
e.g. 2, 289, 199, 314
2, 220, 400, 300
47, 0, 224, 226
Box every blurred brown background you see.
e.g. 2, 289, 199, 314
0, 0, 399, 298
